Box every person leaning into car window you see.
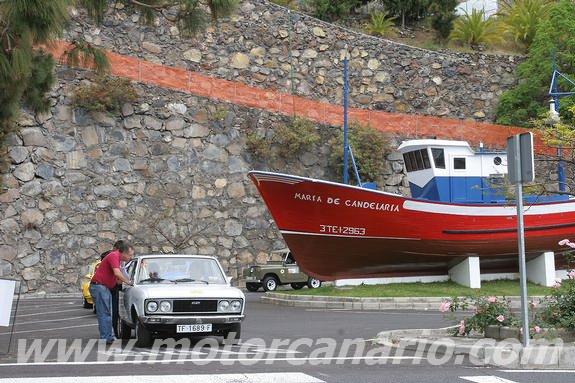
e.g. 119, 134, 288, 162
89, 241, 134, 344
101, 239, 130, 338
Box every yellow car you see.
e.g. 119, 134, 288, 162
81, 260, 101, 309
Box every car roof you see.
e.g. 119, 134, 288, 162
133, 254, 217, 260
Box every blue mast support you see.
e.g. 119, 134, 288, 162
343, 57, 349, 184
349, 146, 363, 187
547, 59, 575, 192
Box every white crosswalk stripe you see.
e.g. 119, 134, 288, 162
0, 373, 325, 383
461, 376, 519, 383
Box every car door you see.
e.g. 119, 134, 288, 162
282, 252, 307, 283
119, 258, 138, 325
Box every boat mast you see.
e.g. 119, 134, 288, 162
548, 55, 575, 192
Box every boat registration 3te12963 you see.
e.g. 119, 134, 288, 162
319, 225, 366, 236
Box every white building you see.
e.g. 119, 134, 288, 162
456, 0, 500, 18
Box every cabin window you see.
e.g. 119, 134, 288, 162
431, 148, 445, 169
402, 149, 432, 172
453, 157, 466, 170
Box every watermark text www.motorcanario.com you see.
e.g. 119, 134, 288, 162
14, 336, 568, 367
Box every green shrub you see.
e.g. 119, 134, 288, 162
71, 75, 138, 114
442, 295, 519, 336
328, 122, 391, 184
365, 10, 397, 37
246, 117, 320, 160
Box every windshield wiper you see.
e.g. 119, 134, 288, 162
171, 278, 209, 284
139, 278, 165, 283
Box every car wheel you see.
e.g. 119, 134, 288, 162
307, 278, 321, 289
290, 283, 305, 290
245, 283, 260, 292
135, 320, 153, 347
222, 323, 241, 345
82, 297, 92, 309
118, 318, 132, 340
262, 276, 278, 292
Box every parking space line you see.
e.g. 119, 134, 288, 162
0, 373, 326, 383
0, 323, 97, 336
3, 315, 95, 327
10, 309, 88, 318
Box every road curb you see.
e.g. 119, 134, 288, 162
260, 292, 540, 311
376, 327, 575, 369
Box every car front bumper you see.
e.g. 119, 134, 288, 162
141, 314, 244, 325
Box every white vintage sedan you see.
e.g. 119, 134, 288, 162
117, 254, 245, 347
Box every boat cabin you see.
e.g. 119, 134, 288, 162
398, 139, 509, 204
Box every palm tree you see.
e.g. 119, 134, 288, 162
449, 9, 502, 50
497, 0, 553, 52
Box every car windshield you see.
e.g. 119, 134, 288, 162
135, 257, 226, 285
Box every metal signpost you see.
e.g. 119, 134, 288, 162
506, 132, 534, 347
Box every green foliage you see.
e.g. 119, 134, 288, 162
380, 0, 430, 29
71, 75, 138, 114
328, 122, 391, 184
497, 0, 553, 52
536, 249, 575, 330
305, 0, 363, 21
532, 104, 575, 150
365, 10, 397, 37
449, 9, 502, 49
428, 0, 458, 44
443, 296, 519, 336
246, 117, 320, 160
79, 0, 238, 36
496, 0, 575, 127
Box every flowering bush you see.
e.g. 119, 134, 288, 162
442, 295, 519, 336
534, 239, 575, 330
442, 238, 575, 338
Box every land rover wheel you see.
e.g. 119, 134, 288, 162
262, 276, 278, 292
307, 278, 321, 289
245, 283, 260, 292
290, 283, 305, 290
135, 320, 153, 347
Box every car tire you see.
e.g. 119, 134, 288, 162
82, 297, 92, 309
307, 278, 321, 289
135, 320, 153, 347
290, 283, 305, 290
245, 283, 260, 292
262, 276, 278, 292
118, 318, 132, 340
222, 323, 241, 345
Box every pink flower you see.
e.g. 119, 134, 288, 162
559, 239, 575, 248
487, 296, 497, 303
472, 306, 478, 313
459, 320, 466, 334
496, 315, 505, 322
568, 271, 575, 279
554, 280, 562, 288
534, 326, 541, 333
439, 302, 451, 312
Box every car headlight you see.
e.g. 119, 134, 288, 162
230, 300, 242, 312
160, 300, 172, 312
146, 301, 158, 312
218, 300, 230, 312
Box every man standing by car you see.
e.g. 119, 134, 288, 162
89, 241, 134, 344
100, 240, 129, 338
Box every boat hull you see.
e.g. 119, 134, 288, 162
249, 171, 575, 280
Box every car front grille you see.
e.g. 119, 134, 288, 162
172, 299, 218, 313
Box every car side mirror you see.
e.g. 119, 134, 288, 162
85, 274, 91, 279
226, 276, 233, 285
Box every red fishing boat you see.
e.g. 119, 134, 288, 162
249, 139, 575, 280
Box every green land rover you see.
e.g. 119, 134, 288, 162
242, 249, 322, 292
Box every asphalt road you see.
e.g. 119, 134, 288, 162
0, 293, 573, 383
